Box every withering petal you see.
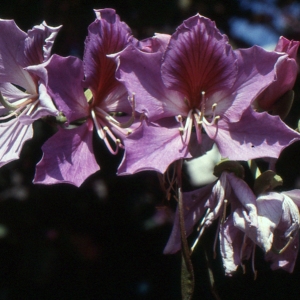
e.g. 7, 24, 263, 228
164, 183, 214, 254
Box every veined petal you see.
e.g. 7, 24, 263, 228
34, 119, 99, 187
17, 21, 62, 67
205, 108, 300, 161
219, 215, 249, 275
83, 8, 135, 107
114, 44, 186, 121
225, 46, 289, 121
0, 118, 33, 167
0, 82, 29, 115
256, 193, 284, 252
161, 14, 237, 108
18, 83, 58, 125
0, 19, 35, 92
282, 190, 300, 208
28, 54, 89, 123
226, 172, 257, 227
265, 194, 300, 272
254, 51, 298, 111
99, 83, 131, 115
118, 118, 191, 175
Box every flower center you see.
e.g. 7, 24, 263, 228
176, 91, 220, 145
90, 92, 136, 155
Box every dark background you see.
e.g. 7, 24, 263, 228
0, 0, 300, 299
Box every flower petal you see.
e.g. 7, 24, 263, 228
114, 44, 186, 121
219, 215, 248, 275
0, 119, 33, 167
34, 119, 99, 187
118, 118, 191, 175
0, 19, 35, 92
205, 108, 300, 161
225, 46, 289, 121
83, 8, 135, 108
28, 54, 89, 123
163, 183, 214, 254
161, 14, 237, 107
17, 21, 61, 67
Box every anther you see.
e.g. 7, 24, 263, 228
212, 103, 217, 111
178, 127, 184, 135
214, 116, 220, 124
176, 115, 183, 122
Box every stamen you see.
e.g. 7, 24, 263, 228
191, 208, 211, 252
213, 217, 221, 259
221, 199, 228, 223
0, 93, 39, 123
91, 109, 124, 155
0, 92, 18, 110
176, 110, 193, 145
193, 112, 202, 144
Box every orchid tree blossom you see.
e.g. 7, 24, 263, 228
254, 37, 299, 118
114, 14, 300, 175
234, 190, 300, 273
0, 20, 61, 167
31, 9, 137, 187
163, 171, 258, 275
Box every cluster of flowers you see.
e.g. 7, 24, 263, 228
1, 8, 300, 276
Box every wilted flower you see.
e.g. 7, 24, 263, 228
164, 170, 258, 276
0, 20, 60, 166
235, 190, 300, 273
254, 37, 299, 118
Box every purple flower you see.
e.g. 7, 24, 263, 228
254, 37, 299, 117
235, 190, 300, 273
0, 20, 60, 166
32, 9, 137, 186
163, 171, 258, 275
114, 14, 300, 175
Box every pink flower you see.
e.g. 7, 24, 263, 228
0, 20, 60, 166
114, 14, 300, 175
32, 9, 137, 186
